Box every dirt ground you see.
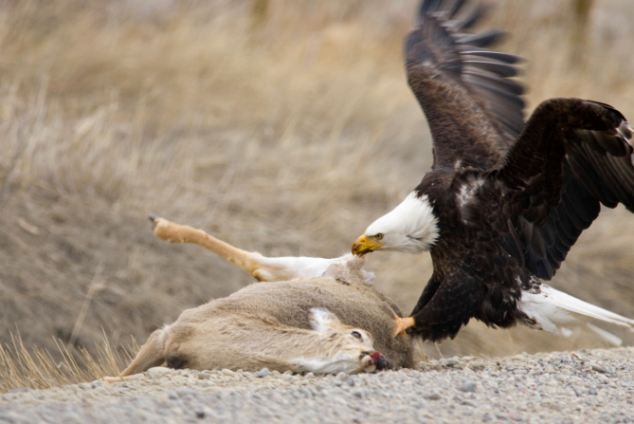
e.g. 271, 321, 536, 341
2, 348, 633, 423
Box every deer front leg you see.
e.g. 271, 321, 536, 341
149, 216, 288, 282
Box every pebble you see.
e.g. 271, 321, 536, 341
458, 381, 477, 393
443, 358, 459, 368
255, 368, 271, 378
590, 364, 611, 374
147, 367, 172, 378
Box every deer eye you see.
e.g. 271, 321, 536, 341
351, 331, 363, 340
374, 233, 384, 240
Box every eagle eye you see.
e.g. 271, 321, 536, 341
374, 233, 384, 240
351, 330, 363, 340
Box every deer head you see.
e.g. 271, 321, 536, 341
287, 308, 389, 374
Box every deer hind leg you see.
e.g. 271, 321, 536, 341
149, 216, 290, 281
103, 327, 167, 382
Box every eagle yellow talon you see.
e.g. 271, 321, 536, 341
393, 316, 415, 337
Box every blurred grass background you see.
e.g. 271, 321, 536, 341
1, 0, 633, 386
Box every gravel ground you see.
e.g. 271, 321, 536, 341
1, 348, 633, 423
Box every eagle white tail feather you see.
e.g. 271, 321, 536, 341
519, 285, 634, 345
585, 323, 623, 346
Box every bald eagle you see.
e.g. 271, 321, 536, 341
352, 0, 634, 340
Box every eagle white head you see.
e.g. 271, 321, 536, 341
352, 192, 439, 255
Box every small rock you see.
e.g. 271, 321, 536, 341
424, 392, 441, 400
458, 382, 477, 393
147, 366, 171, 377
444, 358, 459, 368
176, 388, 196, 398
255, 368, 271, 378
591, 364, 611, 374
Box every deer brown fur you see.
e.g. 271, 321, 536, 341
110, 218, 419, 378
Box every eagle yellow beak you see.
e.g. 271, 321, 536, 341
352, 235, 384, 256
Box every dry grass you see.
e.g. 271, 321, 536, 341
0, 0, 633, 391
0, 333, 133, 392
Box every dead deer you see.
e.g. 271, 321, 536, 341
108, 217, 418, 379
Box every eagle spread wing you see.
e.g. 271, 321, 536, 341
406, 0, 525, 170
499, 98, 634, 279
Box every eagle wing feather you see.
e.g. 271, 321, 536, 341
406, 0, 525, 170
498, 98, 634, 279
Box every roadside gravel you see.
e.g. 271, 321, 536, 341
1, 348, 633, 423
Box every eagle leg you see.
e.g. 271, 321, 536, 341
393, 316, 416, 337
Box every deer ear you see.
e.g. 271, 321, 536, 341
309, 308, 341, 333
